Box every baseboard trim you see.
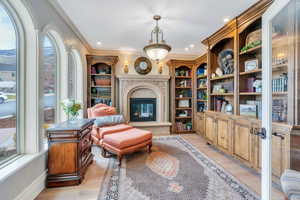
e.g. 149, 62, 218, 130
14, 171, 47, 200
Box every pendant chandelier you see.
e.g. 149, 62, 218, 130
143, 15, 171, 62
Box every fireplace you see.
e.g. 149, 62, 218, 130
130, 98, 156, 122
117, 75, 171, 135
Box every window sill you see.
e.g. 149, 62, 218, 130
0, 151, 47, 182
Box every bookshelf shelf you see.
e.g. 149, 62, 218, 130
240, 69, 262, 75
91, 74, 112, 76
197, 99, 208, 102
273, 64, 288, 71
210, 74, 234, 81
176, 87, 192, 89
197, 75, 207, 79
239, 45, 262, 55
211, 93, 234, 96
197, 87, 207, 90
240, 92, 262, 96
175, 97, 192, 100
91, 96, 111, 99
176, 116, 192, 119
175, 76, 192, 79
91, 86, 112, 88
273, 92, 288, 95
176, 107, 192, 110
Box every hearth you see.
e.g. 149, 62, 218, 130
130, 98, 156, 122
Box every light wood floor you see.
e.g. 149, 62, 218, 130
36, 134, 285, 200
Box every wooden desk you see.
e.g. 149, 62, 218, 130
46, 119, 94, 187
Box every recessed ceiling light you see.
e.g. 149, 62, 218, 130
184, 47, 189, 51
97, 41, 102, 45
189, 44, 195, 48
223, 17, 230, 23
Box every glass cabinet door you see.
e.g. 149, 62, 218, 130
262, 0, 299, 199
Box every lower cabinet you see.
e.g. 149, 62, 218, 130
216, 115, 232, 153
203, 111, 291, 178
232, 119, 254, 167
204, 112, 216, 144
195, 113, 205, 136
257, 125, 291, 177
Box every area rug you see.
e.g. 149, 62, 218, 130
97, 136, 259, 200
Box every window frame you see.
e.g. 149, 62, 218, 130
40, 33, 60, 126
68, 50, 77, 99
0, 0, 39, 168
0, 1, 22, 167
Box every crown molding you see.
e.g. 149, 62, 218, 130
89, 48, 202, 60
46, 0, 92, 52
46, 0, 207, 59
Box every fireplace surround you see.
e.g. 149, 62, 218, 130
117, 75, 171, 135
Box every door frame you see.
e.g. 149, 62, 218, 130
262, 0, 291, 199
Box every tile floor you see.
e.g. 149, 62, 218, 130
36, 134, 285, 200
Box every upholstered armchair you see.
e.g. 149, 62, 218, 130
87, 103, 117, 118
87, 103, 152, 166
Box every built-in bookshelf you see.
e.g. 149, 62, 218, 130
195, 59, 208, 113
199, 0, 296, 125
209, 36, 235, 114
168, 60, 195, 134
238, 18, 263, 120
86, 55, 118, 108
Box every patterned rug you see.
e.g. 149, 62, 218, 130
97, 136, 259, 200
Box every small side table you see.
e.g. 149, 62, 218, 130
46, 119, 95, 187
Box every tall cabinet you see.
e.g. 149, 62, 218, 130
199, 0, 296, 178
168, 60, 195, 134
86, 55, 118, 108
194, 54, 208, 136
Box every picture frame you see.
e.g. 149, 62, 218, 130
244, 59, 259, 72
178, 100, 190, 108
240, 104, 257, 118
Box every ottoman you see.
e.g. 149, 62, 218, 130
102, 128, 152, 166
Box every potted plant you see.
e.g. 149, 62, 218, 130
186, 122, 192, 131
61, 99, 82, 122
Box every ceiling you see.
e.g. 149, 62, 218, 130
55, 0, 259, 55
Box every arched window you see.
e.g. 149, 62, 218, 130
41, 35, 57, 127
0, 3, 18, 163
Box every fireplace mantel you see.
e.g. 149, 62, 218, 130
117, 74, 171, 135
117, 74, 170, 81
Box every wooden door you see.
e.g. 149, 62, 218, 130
233, 119, 253, 166
205, 113, 215, 144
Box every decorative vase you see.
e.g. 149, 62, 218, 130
68, 113, 79, 123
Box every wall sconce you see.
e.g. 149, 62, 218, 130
158, 62, 163, 74
124, 60, 129, 74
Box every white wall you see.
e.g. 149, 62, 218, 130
0, 0, 89, 199
0, 1, 201, 199
89, 50, 199, 76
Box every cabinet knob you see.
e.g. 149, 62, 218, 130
253, 128, 267, 139
272, 132, 284, 140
